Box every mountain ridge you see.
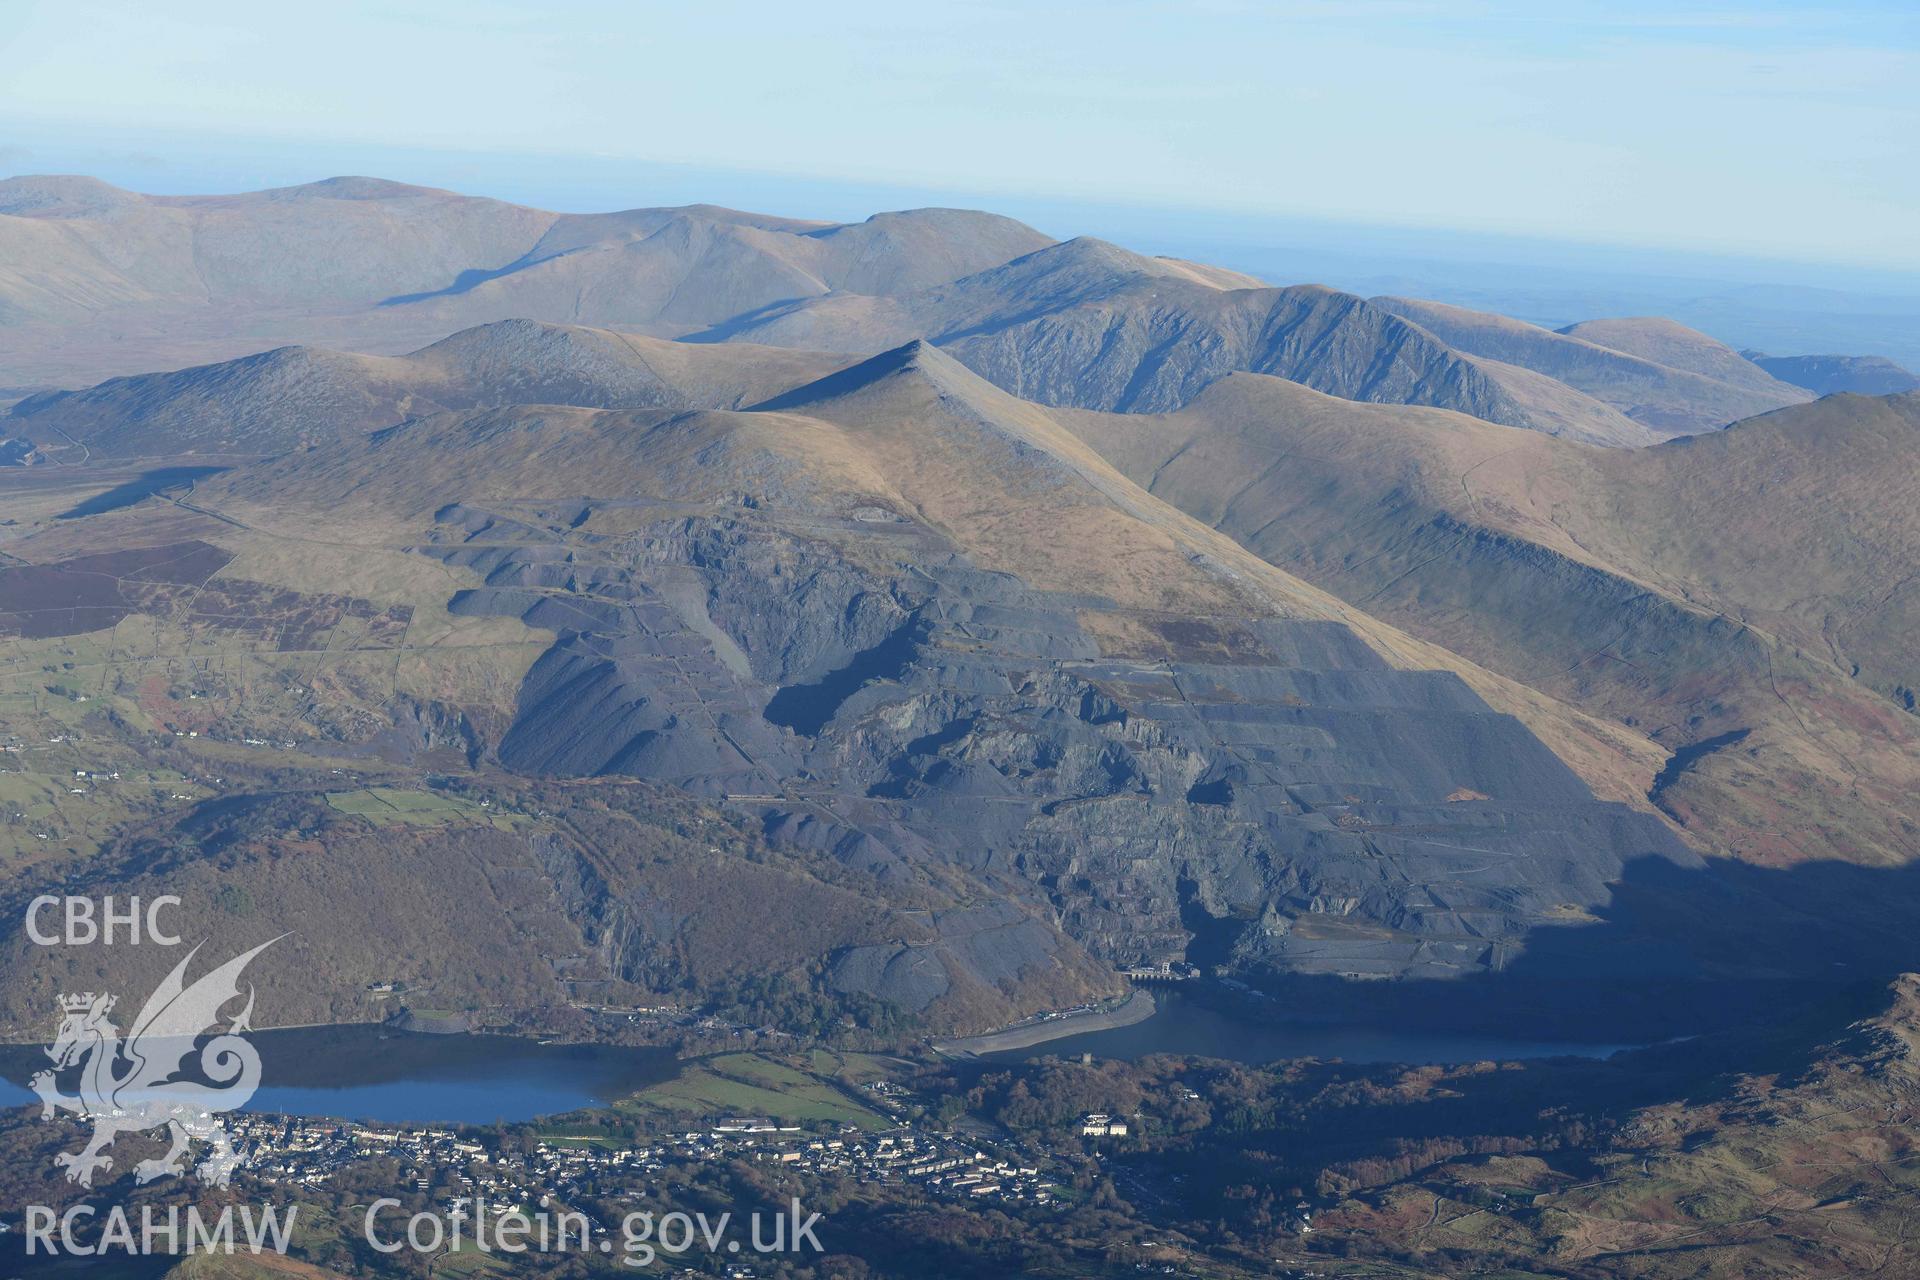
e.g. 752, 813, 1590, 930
706, 236, 1658, 444
1744, 348, 1920, 396
0, 176, 1056, 386
4, 319, 857, 456
1374, 295, 1810, 433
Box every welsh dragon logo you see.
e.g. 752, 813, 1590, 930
30, 938, 280, 1187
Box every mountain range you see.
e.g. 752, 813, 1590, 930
1745, 349, 1920, 396
1371, 298, 1812, 434
1, 177, 1916, 1041
4, 319, 853, 455
0, 174, 1043, 389
0, 175, 1846, 447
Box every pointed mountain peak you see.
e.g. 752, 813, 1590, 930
750, 338, 986, 411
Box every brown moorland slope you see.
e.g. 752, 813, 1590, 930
1313, 972, 1920, 1276
1057, 378, 1920, 869
1558, 315, 1791, 391
1375, 295, 1809, 434
5, 319, 855, 456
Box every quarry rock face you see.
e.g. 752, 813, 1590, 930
423, 490, 1695, 1004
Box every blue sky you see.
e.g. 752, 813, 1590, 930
2, 1, 1916, 270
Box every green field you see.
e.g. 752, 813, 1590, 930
324, 786, 521, 828
617, 1052, 886, 1131
535, 1132, 625, 1150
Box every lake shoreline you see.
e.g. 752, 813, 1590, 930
931, 989, 1158, 1057
974, 986, 1653, 1066
0, 1024, 681, 1125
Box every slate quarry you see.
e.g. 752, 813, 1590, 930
421, 490, 1694, 1011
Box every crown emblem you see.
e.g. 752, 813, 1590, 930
35, 938, 279, 1191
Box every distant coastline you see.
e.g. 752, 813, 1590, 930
931, 989, 1157, 1057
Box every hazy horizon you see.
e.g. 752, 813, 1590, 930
10, 122, 1920, 368
4, 0, 1916, 273
10, 123, 1920, 288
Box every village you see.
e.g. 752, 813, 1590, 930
225, 1104, 1069, 1220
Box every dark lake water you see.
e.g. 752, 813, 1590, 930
58, 465, 228, 518
0, 1025, 679, 1125
992, 988, 1640, 1065
1, 997, 1639, 1127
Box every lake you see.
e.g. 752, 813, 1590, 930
0, 1025, 678, 1125
990, 987, 1640, 1065
0, 997, 1639, 1127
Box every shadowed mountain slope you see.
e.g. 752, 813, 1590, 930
1055, 377, 1920, 870
1745, 349, 1920, 396
4, 319, 855, 456
1375, 295, 1809, 434
1308, 969, 1920, 1270
705, 237, 1656, 444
